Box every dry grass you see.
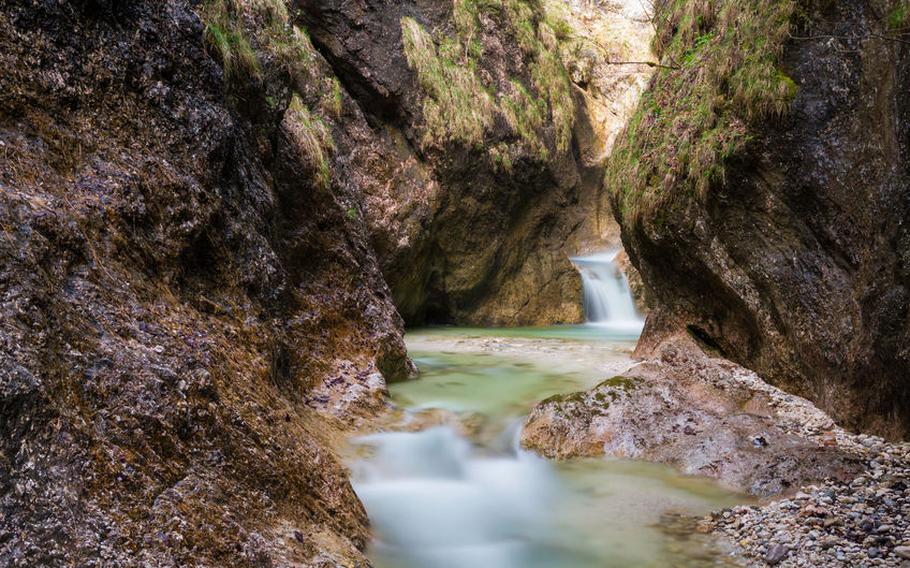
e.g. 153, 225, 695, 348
401, 0, 575, 157
286, 94, 334, 190
401, 16, 495, 148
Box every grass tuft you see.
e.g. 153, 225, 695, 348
888, 0, 910, 30
401, 16, 495, 148
200, 0, 262, 84
286, 94, 335, 190
199, 0, 345, 191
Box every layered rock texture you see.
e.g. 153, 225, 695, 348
0, 1, 409, 565
0, 0, 654, 564
300, 0, 653, 325
607, 0, 910, 437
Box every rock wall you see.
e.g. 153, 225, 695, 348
299, 0, 653, 325
609, 0, 910, 437
0, 1, 409, 564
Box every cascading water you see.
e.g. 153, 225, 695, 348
351, 426, 565, 568
349, 334, 745, 568
570, 250, 643, 334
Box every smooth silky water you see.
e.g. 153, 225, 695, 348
349, 255, 746, 568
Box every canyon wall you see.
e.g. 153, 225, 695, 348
609, 0, 910, 438
0, 0, 652, 563
299, 0, 652, 325
0, 1, 407, 564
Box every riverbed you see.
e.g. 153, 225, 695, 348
349, 327, 747, 568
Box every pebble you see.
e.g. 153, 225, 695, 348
709, 429, 910, 567
765, 543, 788, 565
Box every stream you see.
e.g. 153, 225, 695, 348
348, 256, 746, 567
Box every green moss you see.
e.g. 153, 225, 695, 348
541, 390, 586, 405
400, 0, 575, 157
596, 375, 638, 392
326, 78, 344, 118
489, 143, 515, 173
889, 1, 910, 30
199, 1, 345, 192
606, 0, 798, 227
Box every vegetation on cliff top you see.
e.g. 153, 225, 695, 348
401, 0, 575, 163
605, 0, 798, 225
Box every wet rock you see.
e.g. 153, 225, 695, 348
522, 336, 863, 496
613, 0, 910, 439
0, 1, 409, 565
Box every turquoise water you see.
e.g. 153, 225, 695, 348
350, 327, 745, 568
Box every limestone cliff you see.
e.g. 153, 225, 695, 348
608, 0, 910, 437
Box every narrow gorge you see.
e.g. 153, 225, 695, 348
1, 0, 909, 567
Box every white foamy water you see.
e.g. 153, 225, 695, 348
349, 330, 747, 568
351, 427, 563, 568
571, 251, 644, 335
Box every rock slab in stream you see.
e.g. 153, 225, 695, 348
521, 336, 865, 497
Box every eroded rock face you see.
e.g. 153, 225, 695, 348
0, 2, 407, 565
615, 1, 910, 437
522, 336, 865, 496
299, 0, 654, 326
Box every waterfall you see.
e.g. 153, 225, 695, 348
570, 250, 643, 333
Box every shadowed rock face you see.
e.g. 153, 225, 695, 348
617, 1, 910, 437
297, 0, 584, 326
297, 0, 654, 326
0, 2, 409, 565
522, 336, 865, 497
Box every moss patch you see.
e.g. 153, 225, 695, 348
596, 375, 638, 392
889, 0, 910, 30
605, 0, 799, 226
